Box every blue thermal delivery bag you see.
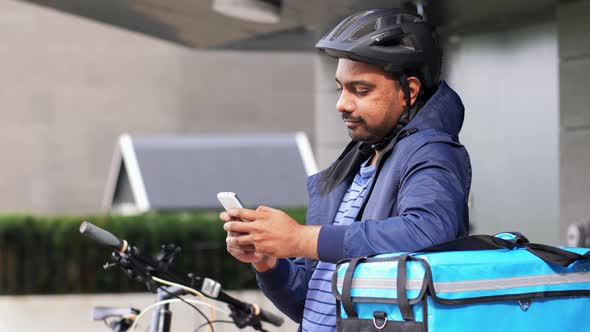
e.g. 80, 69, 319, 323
332, 233, 590, 332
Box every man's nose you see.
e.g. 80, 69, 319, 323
336, 91, 354, 113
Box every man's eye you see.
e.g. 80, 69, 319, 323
356, 90, 370, 96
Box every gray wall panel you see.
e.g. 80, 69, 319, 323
560, 58, 590, 129
558, 0, 590, 59
559, 0, 590, 243
446, 21, 559, 244
560, 130, 590, 227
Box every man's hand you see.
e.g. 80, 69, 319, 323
219, 211, 277, 272
222, 206, 320, 260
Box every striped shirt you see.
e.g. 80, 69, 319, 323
301, 160, 376, 331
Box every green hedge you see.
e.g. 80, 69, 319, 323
0, 209, 306, 295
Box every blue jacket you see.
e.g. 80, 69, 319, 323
256, 81, 471, 324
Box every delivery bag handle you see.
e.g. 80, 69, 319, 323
417, 232, 590, 267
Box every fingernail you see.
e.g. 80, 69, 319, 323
229, 209, 238, 215
223, 223, 230, 231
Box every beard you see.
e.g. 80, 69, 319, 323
343, 113, 390, 144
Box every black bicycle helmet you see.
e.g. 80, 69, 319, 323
315, 8, 442, 94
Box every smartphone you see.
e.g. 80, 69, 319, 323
217, 192, 249, 222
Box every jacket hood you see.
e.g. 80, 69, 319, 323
407, 80, 465, 137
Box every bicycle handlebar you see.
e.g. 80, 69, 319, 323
80, 221, 125, 252
258, 306, 284, 327
80, 221, 284, 328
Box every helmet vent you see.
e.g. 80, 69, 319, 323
373, 35, 416, 51
329, 11, 372, 41
400, 35, 417, 50
377, 38, 403, 48
349, 19, 377, 41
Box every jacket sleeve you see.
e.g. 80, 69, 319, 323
255, 256, 309, 322
317, 141, 470, 263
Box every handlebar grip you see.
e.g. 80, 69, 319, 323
80, 221, 125, 252
258, 307, 284, 327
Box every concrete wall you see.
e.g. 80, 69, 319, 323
0, 291, 298, 331
0, 0, 314, 214
445, 21, 560, 244
558, 0, 590, 241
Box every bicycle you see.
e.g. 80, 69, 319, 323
79, 221, 284, 332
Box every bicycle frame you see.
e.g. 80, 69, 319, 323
149, 286, 187, 332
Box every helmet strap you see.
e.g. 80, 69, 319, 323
399, 73, 412, 114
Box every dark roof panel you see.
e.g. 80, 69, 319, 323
106, 132, 316, 211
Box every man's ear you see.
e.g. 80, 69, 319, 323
406, 76, 421, 107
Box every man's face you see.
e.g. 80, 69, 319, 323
335, 58, 404, 144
